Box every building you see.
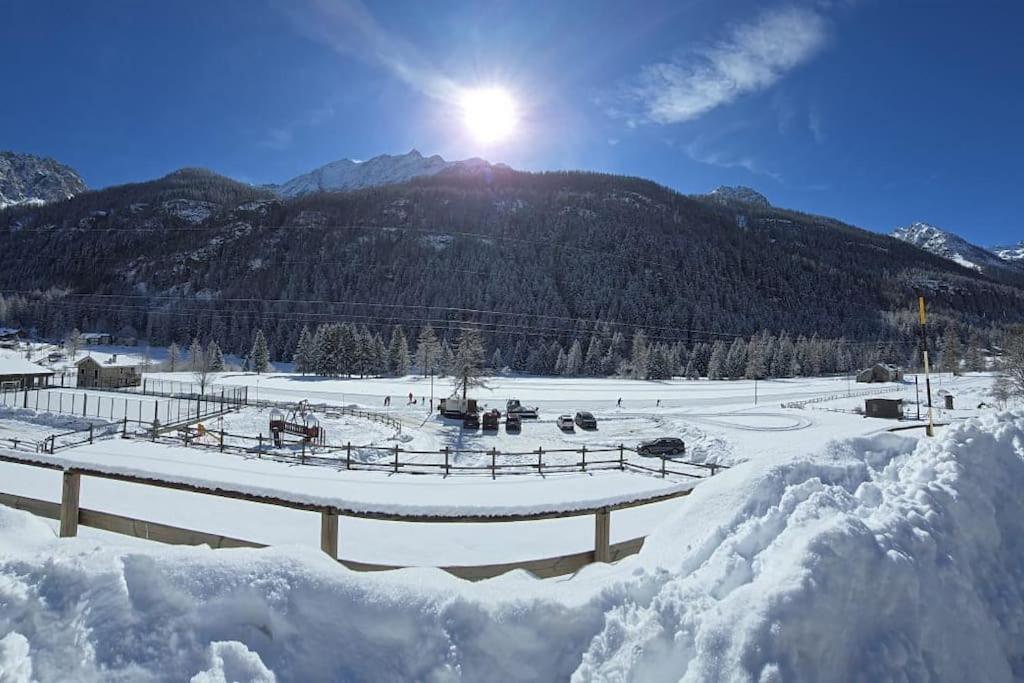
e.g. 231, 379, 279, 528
0, 327, 25, 349
0, 356, 54, 390
864, 398, 904, 419
856, 363, 903, 384
75, 354, 142, 388
80, 332, 114, 346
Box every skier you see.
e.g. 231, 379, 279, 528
656, 399, 661, 407
617, 397, 622, 408
408, 391, 414, 404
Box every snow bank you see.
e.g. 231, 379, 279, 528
2, 413, 1024, 680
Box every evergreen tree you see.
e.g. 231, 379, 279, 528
293, 325, 315, 374
942, 321, 962, 375
189, 337, 204, 372
451, 327, 487, 398
564, 339, 583, 376
439, 339, 455, 376
337, 324, 356, 376
491, 348, 504, 372
707, 341, 727, 380
207, 340, 224, 372
387, 326, 411, 376
250, 329, 270, 374
415, 325, 441, 376
724, 338, 748, 378
584, 335, 604, 376
744, 334, 767, 379
630, 330, 650, 379
965, 331, 985, 372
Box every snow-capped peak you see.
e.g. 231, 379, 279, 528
706, 186, 770, 208
991, 241, 1024, 263
0, 151, 87, 209
274, 149, 501, 197
890, 221, 1009, 273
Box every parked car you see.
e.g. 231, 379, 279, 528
556, 415, 575, 431
574, 411, 597, 429
482, 409, 501, 431
463, 411, 480, 429
505, 413, 522, 432
636, 437, 686, 457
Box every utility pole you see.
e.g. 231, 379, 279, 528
918, 296, 934, 437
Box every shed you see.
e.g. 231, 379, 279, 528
80, 332, 114, 346
856, 363, 903, 384
864, 398, 903, 419
0, 356, 54, 390
76, 354, 142, 388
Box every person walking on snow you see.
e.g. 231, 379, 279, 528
617, 397, 622, 408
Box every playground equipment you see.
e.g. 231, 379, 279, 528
269, 400, 326, 448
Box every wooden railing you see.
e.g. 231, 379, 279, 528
155, 428, 723, 479
0, 451, 694, 580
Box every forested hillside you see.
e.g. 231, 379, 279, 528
1, 166, 1021, 375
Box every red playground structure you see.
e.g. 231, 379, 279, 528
269, 400, 326, 448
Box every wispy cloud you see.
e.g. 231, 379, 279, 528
618, 6, 829, 125
280, 0, 459, 101
259, 101, 337, 150
684, 140, 783, 183
807, 104, 826, 143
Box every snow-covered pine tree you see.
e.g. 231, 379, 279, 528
415, 325, 441, 377
564, 339, 583, 376
250, 330, 270, 374
584, 335, 604, 376
440, 338, 455, 376
725, 338, 747, 379
707, 341, 727, 380
207, 340, 224, 372
491, 348, 504, 373
744, 334, 767, 379
388, 326, 410, 376
189, 337, 204, 372
942, 321, 962, 375
293, 325, 314, 374
337, 324, 356, 376
630, 330, 650, 379
452, 327, 487, 398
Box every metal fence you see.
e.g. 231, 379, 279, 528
0, 386, 232, 428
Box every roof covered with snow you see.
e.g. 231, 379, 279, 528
0, 355, 53, 376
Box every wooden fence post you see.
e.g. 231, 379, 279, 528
82, 393, 88, 416
661, 454, 666, 478
709, 464, 718, 476
594, 508, 610, 563
219, 429, 224, 452
122, 416, 128, 438
301, 439, 307, 464
393, 445, 399, 474
346, 442, 352, 470
444, 447, 450, 476
619, 444, 625, 470
491, 447, 497, 480
581, 445, 587, 472
88, 424, 93, 445
537, 447, 543, 474
320, 511, 339, 559
59, 471, 81, 538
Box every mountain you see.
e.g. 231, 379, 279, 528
890, 221, 1015, 273
992, 241, 1024, 263
273, 149, 499, 197
706, 186, 770, 208
0, 151, 86, 209
2, 165, 1023, 368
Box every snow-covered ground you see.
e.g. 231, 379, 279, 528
2, 403, 1023, 680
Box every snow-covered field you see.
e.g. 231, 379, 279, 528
0, 370, 1015, 680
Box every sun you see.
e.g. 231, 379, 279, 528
460, 87, 518, 144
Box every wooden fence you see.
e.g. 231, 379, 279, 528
780, 383, 905, 409
156, 428, 723, 479
0, 451, 695, 580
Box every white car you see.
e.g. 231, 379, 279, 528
556, 415, 575, 431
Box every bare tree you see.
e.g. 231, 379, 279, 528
998, 325, 1024, 399
64, 328, 82, 361
192, 344, 213, 394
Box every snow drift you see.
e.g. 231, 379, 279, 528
2, 413, 1024, 681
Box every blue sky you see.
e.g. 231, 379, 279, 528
2, 0, 1022, 244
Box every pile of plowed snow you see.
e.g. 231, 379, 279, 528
2, 413, 1023, 681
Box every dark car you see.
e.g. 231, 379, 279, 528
505, 413, 522, 432
482, 409, 501, 431
574, 411, 597, 429
463, 411, 480, 429
637, 437, 686, 456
